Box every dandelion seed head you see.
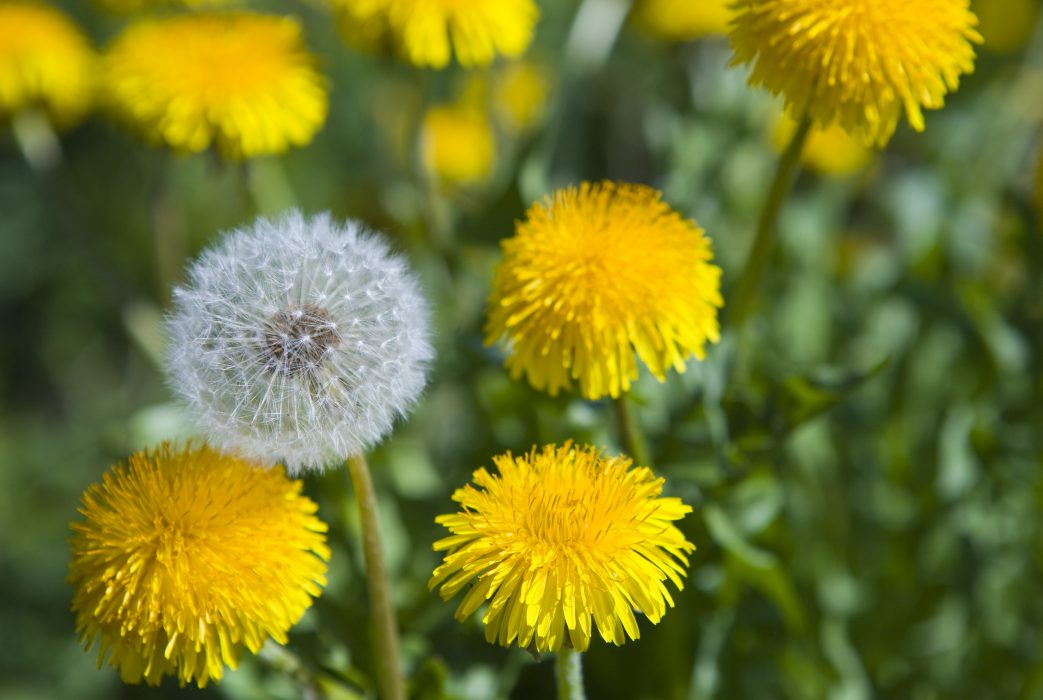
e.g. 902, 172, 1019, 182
166, 210, 433, 473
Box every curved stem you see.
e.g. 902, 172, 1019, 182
612, 394, 652, 468
729, 112, 813, 327
346, 454, 405, 700
555, 648, 586, 700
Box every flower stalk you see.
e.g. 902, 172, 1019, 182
612, 394, 652, 468
347, 453, 405, 700
729, 112, 812, 327
556, 647, 586, 700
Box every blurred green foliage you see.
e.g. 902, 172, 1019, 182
2, 1, 1043, 699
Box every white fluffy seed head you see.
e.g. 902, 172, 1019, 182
165, 210, 433, 474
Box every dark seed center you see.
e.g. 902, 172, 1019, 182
260, 304, 341, 377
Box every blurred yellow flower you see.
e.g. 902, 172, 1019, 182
104, 13, 328, 160
421, 104, 496, 185
774, 113, 873, 177
430, 443, 695, 653
486, 182, 722, 400
0, 1, 96, 127
493, 61, 550, 134
337, 0, 539, 69
975, 0, 1038, 54
731, 0, 983, 146
69, 444, 330, 687
632, 0, 733, 42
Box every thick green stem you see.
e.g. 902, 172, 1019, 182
346, 454, 405, 700
612, 394, 652, 467
556, 648, 586, 700
729, 113, 813, 327
248, 157, 298, 216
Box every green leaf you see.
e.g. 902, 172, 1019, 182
775, 358, 891, 436
705, 505, 806, 634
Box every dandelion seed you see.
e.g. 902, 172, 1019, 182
486, 181, 722, 400
730, 0, 983, 146
165, 210, 433, 473
68, 443, 330, 687
430, 443, 695, 653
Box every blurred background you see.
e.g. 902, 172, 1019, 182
2, 0, 1043, 698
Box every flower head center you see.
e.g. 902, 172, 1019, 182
513, 478, 635, 558
261, 304, 341, 377
154, 516, 192, 563
522, 490, 589, 548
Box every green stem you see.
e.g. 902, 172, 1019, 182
421, 175, 457, 270
564, 0, 632, 76
151, 162, 183, 305
238, 161, 257, 218
555, 648, 586, 700
729, 112, 813, 327
612, 394, 652, 467
346, 454, 405, 700
248, 157, 299, 216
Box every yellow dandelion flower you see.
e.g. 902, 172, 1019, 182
421, 104, 496, 185
975, 0, 1038, 54
103, 13, 328, 160
632, 0, 733, 42
493, 61, 550, 134
337, 0, 539, 69
773, 113, 872, 176
69, 443, 330, 687
730, 0, 983, 146
430, 443, 695, 653
0, 1, 96, 127
486, 182, 723, 400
